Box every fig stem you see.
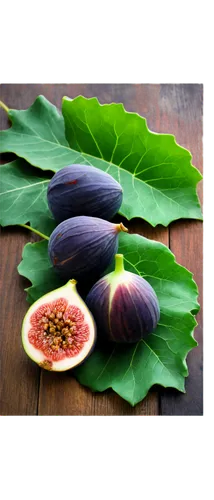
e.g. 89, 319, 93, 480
115, 254, 124, 273
19, 224, 50, 241
70, 279, 77, 286
117, 222, 128, 233
0, 100, 9, 114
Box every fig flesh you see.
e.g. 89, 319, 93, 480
22, 280, 96, 371
47, 164, 123, 222
48, 216, 128, 281
86, 254, 160, 343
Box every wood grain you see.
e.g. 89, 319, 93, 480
158, 84, 203, 415
0, 84, 202, 416
0, 227, 40, 415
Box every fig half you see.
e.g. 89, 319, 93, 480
86, 254, 160, 343
48, 216, 128, 281
22, 280, 96, 371
47, 164, 123, 222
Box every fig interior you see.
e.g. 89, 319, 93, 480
28, 298, 90, 361
40, 309, 76, 349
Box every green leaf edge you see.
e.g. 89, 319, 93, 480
17, 240, 52, 304
76, 314, 198, 406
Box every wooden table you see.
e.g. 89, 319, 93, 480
0, 84, 203, 416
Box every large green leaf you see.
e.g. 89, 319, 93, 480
0, 95, 202, 227
0, 159, 56, 236
17, 234, 199, 405
63, 96, 202, 226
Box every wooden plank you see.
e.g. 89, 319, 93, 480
0, 227, 40, 415
0, 89, 41, 415
159, 84, 203, 415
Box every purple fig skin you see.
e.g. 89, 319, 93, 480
48, 216, 128, 281
47, 164, 123, 223
86, 254, 160, 343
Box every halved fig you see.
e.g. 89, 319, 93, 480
22, 280, 96, 371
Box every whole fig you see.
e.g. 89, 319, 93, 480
86, 254, 160, 343
47, 164, 123, 222
48, 216, 128, 281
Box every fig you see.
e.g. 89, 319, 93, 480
22, 280, 96, 371
47, 164, 123, 222
48, 216, 128, 281
86, 254, 160, 343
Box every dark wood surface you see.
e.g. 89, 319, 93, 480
0, 84, 203, 416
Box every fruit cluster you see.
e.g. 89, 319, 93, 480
22, 165, 160, 371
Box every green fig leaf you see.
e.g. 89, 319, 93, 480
17, 240, 63, 303
17, 234, 199, 406
62, 96, 202, 226
0, 159, 56, 236
0, 95, 202, 227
